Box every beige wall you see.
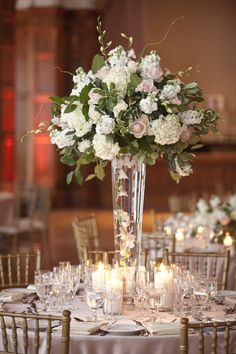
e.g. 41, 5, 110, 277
104, 0, 236, 141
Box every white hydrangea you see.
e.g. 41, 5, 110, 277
96, 115, 115, 135
77, 139, 91, 153
148, 114, 181, 145
179, 110, 204, 125
139, 51, 162, 80
113, 99, 128, 118
88, 105, 101, 123
196, 198, 209, 213
71, 67, 91, 96
140, 93, 158, 114
228, 194, 236, 209
174, 158, 193, 177
92, 134, 120, 160
160, 80, 181, 102
103, 67, 130, 98
61, 102, 93, 138
108, 46, 128, 68
50, 128, 75, 149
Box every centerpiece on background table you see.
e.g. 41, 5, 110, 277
31, 17, 219, 265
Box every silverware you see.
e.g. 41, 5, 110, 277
74, 317, 85, 322
171, 318, 177, 323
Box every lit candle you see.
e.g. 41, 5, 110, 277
154, 263, 173, 308
175, 229, 184, 242
223, 233, 233, 247
92, 262, 109, 291
103, 270, 123, 315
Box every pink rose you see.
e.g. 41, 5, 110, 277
129, 114, 149, 138
147, 66, 163, 80
180, 124, 193, 142
136, 79, 157, 93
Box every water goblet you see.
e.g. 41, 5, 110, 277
85, 288, 104, 321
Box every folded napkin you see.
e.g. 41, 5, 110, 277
142, 322, 180, 335
0, 292, 25, 303
26, 284, 36, 292
54, 320, 105, 335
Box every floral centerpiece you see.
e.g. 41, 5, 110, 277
192, 194, 236, 242
34, 17, 218, 185
33, 18, 219, 261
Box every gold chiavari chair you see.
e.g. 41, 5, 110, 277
0, 310, 71, 354
86, 250, 119, 265
72, 214, 100, 263
163, 248, 230, 290
180, 317, 236, 354
0, 250, 41, 289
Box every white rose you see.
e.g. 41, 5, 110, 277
96, 115, 115, 135
50, 128, 75, 149
129, 114, 149, 138
113, 100, 128, 118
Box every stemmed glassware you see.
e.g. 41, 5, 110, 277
146, 282, 165, 322
85, 286, 104, 321
34, 270, 53, 311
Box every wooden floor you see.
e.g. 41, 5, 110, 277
43, 208, 155, 269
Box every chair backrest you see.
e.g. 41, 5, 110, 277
87, 250, 119, 265
72, 221, 89, 263
163, 248, 230, 290
0, 309, 70, 354
0, 250, 42, 288
72, 214, 100, 262
180, 317, 236, 354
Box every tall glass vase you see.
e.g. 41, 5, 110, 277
111, 154, 146, 266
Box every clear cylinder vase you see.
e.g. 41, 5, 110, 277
111, 154, 146, 266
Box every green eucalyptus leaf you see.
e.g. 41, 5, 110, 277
86, 174, 96, 181
75, 167, 83, 185
64, 104, 77, 114
92, 54, 105, 74
80, 84, 93, 104
95, 164, 105, 181
66, 171, 74, 184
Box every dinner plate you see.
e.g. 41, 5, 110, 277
17, 319, 61, 331
2, 288, 33, 295
100, 323, 143, 335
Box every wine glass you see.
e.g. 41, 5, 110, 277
146, 283, 165, 322
85, 287, 104, 321
34, 270, 53, 311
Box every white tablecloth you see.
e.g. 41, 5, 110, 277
1, 296, 236, 354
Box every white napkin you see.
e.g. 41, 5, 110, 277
0, 292, 25, 303
54, 320, 105, 335
142, 322, 180, 335
26, 284, 36, 292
